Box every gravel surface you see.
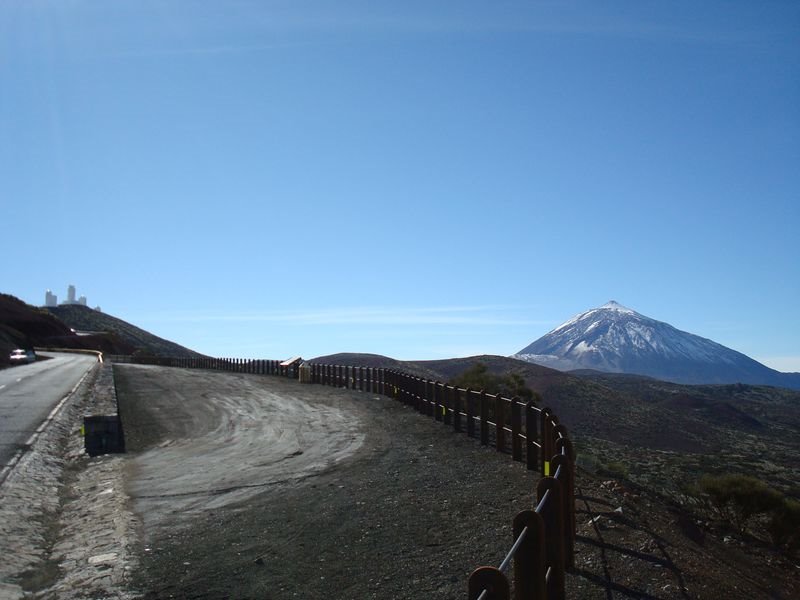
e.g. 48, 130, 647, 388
115, 367, 544, 599
116, 366, 364, 533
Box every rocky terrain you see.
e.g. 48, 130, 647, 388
1, 357, 798, 598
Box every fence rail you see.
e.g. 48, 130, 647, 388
107, 355, 576, 599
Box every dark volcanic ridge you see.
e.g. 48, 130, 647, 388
0, 293, 201, 361
45, 304, 202, 358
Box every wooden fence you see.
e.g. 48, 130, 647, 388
107, 355, 576, 599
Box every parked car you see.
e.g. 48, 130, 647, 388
9, 349, 36, 364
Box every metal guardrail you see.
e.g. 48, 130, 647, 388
106, 356, 576, 599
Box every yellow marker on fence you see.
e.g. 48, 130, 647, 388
80, 425, 85, 437
544, 460, 550, 476
442, 406, 446, 417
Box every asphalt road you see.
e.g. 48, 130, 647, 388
0, 352, 97, 473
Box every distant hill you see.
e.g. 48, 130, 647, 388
313, 352, 800, 456
310, 352, 443, 381
0, 294, 136, 362
514, 301, 800, 390
313, 351, 800, 498
45, 304, 202, 359
1, 293, 73, 362
311, 352, 694, 451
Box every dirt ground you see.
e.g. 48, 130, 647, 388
114, 366, 800, 600
116, 365, 364, 533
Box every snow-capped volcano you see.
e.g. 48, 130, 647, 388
514, 301, 800, 389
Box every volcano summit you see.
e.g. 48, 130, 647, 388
514, 301, 800, 389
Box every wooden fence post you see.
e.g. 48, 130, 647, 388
466, 388, 475, 438
453, 387, 461, 432
468, 566, 509, 600
552, 454, 575, 569
537, 477, 565, 600
526, 401, 538, 471
425, 380, 433, 417
511, 398, 522, 462
513, 510, 546, 600
540, 408, 553, 477
480, 390, 489, 446
496, 395, 506, 453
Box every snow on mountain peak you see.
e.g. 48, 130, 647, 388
600, 300, 635, 314
514, 301, 800, 388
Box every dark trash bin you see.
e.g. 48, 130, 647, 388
84, 415, 125, 456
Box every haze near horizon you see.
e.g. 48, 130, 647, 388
2, 1, 798, 369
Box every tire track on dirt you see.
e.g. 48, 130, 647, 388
115, 366, 365, 534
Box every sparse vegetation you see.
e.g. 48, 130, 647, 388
601, 461, 630, 479
695, 473, 783, 533
688, 472, 800, 556
448, 362, 538, 402
767, 498, 800, 555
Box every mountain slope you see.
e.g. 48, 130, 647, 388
515, 301, 800, 389
45, 304, 202, 358
1, 293, 75, 362
0, 293, 138, 361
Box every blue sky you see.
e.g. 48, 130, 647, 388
2, 1, 799, 370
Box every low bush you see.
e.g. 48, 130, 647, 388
449, 362, 538, 403
696, 473, 783, 533
767, 498, 800, 555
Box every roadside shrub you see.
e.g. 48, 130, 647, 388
602, 461, 629, 479
767, 498, 800, 555
449, 362, 538, 403
697, 474, 783, 533
576, 453, 602, 475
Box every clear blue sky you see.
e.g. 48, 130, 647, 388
2, 1, 799, 370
